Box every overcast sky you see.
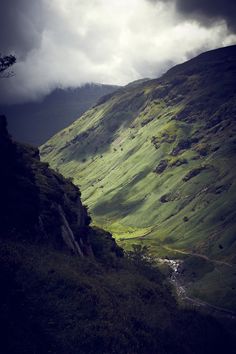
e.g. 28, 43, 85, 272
1, 0, 236, 104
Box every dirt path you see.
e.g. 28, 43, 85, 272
163, 245, 233, 268
183, 295, 236, 319
122, 233, 233, 268
120, 228, 154, 241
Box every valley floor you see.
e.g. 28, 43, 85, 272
95, 221, 236, 313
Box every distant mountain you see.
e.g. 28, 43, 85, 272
0, 83, 119, 146
41, 45, 236, 310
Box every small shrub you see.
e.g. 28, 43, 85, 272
151, 136, 160, 149
194, 143, 210, 156
126, 244, 155, 266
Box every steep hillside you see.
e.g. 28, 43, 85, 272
1, 84, 119, 145
41, 45, 236, 308
2, 114, 235, 354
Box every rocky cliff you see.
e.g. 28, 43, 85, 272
0, 115, 121, 258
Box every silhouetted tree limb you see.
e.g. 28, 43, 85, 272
0, 54, 16, 78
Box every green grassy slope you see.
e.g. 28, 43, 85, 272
41, 45, 236, 307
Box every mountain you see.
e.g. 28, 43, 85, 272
0, 84, 119, 146
41, 45, 236, 310
2, 114, 235, 354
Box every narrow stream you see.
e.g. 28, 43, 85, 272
156, 258, 185, 297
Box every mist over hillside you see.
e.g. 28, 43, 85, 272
0, 84, 119, 146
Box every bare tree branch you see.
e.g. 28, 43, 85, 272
0, 54, 16, 78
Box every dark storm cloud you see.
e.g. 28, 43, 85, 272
176, 0, 236, 32
0, 0, 45, 57
0, 0, 235, 104
154, 0, 236, 32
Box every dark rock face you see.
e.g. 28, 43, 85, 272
182, 166, 206, 182
169, 158, 188, 167
0, 115, 122, 258
0, 115, 40, 237
171, 139, 192, 156
155, 159, 168, 174
160, 194, 169, 203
